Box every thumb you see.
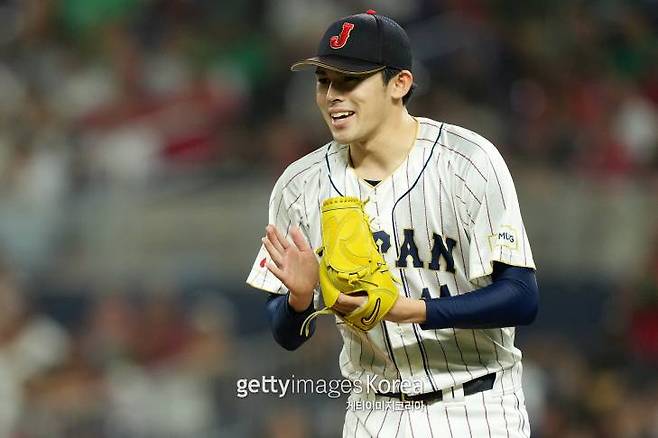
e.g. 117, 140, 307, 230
290, 226, 310, 251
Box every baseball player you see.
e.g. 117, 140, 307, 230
247, 10, 538, 438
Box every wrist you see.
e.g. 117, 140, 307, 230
287, 291, 314, 313
389, 296, 427, 323
410, 297, 427, 323
416, 298, 427, 323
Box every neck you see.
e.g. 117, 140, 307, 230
349, 108, 417, 181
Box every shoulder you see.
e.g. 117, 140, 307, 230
427, 120, 507, 178
272, 142, 334, 195
441, 123, 501, 161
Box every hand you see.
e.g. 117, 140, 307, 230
332, 294, 426, 324
332, 293, 367, 315
262, 225, 319, 312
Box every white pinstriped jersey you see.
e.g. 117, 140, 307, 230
247, 117, 535, 397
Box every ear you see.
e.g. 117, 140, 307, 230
389, 70, 413, 100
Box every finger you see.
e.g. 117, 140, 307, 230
333, 293, 363, 313
266, 261, 286, 282
266, 225, 287, 254
290, 226, 311, 251
341, 294, 367, 307
270, 224, 291, 250
262, 237, 284, 267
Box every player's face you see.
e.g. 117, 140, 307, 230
315, 68, 393, 145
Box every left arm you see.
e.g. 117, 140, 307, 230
418, 262, 538, 329
334, 262, 538, 328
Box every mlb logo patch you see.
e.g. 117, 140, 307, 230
488, 225, 519, 251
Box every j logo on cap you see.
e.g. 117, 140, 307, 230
329, 22, 354, 49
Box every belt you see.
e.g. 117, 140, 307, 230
377, 373, 496, 403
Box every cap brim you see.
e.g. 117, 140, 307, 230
290, 55, 385, 75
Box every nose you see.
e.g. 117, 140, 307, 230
325, 81, 343, 103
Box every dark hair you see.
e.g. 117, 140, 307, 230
382, 67, 415, 105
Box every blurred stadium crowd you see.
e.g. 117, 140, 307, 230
0, 0, 657, 437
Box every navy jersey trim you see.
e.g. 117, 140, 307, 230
325, 142, 345, 197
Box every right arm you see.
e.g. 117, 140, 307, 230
266, 292, 315, 351
262, 224, 319, 350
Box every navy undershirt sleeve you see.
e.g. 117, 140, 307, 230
266, 293, 316, 350
420, 262, 539, 330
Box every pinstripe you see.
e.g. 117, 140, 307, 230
347, 328, 354, 369
463, 405, 474, 438
489, 162, 507, 210
494, 346, 509, 438
453, 193, 469, 207
362, 405, 375, 432
394, 411, 404, 438
445, 406, 455, 438
317, 170, 322, 220
382, 322, 399, 379
376, 409, 389, 437
278, 191, 304, 225
407, 410, 415, 438
496, 334, 511, 438
302, 186, 309, 227
484, 193, 494, 236
472, 232, 486, 280
470, 330, 489, 375
454, 173, 482, 204
515, 365, 528, 434
513, 393, 523, 435
481, 392, 493, 438
355, 332, 365, 381
272, 190, 286, 229
425, 404, 435, 438
368, 334, 377, 377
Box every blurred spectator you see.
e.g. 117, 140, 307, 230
0, 260, 70, 436
627, 225, 658, 365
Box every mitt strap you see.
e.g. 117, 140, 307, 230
300, 308, 334, 337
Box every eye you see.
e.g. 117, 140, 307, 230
317, 77, 329, 85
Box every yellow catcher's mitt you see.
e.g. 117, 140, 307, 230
301, 196, 398, 335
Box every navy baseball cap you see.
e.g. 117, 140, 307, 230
291, 9, 412, 75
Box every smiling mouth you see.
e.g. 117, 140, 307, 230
330, 111, 355, 121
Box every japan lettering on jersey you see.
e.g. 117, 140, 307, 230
247, 118, 535, 396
